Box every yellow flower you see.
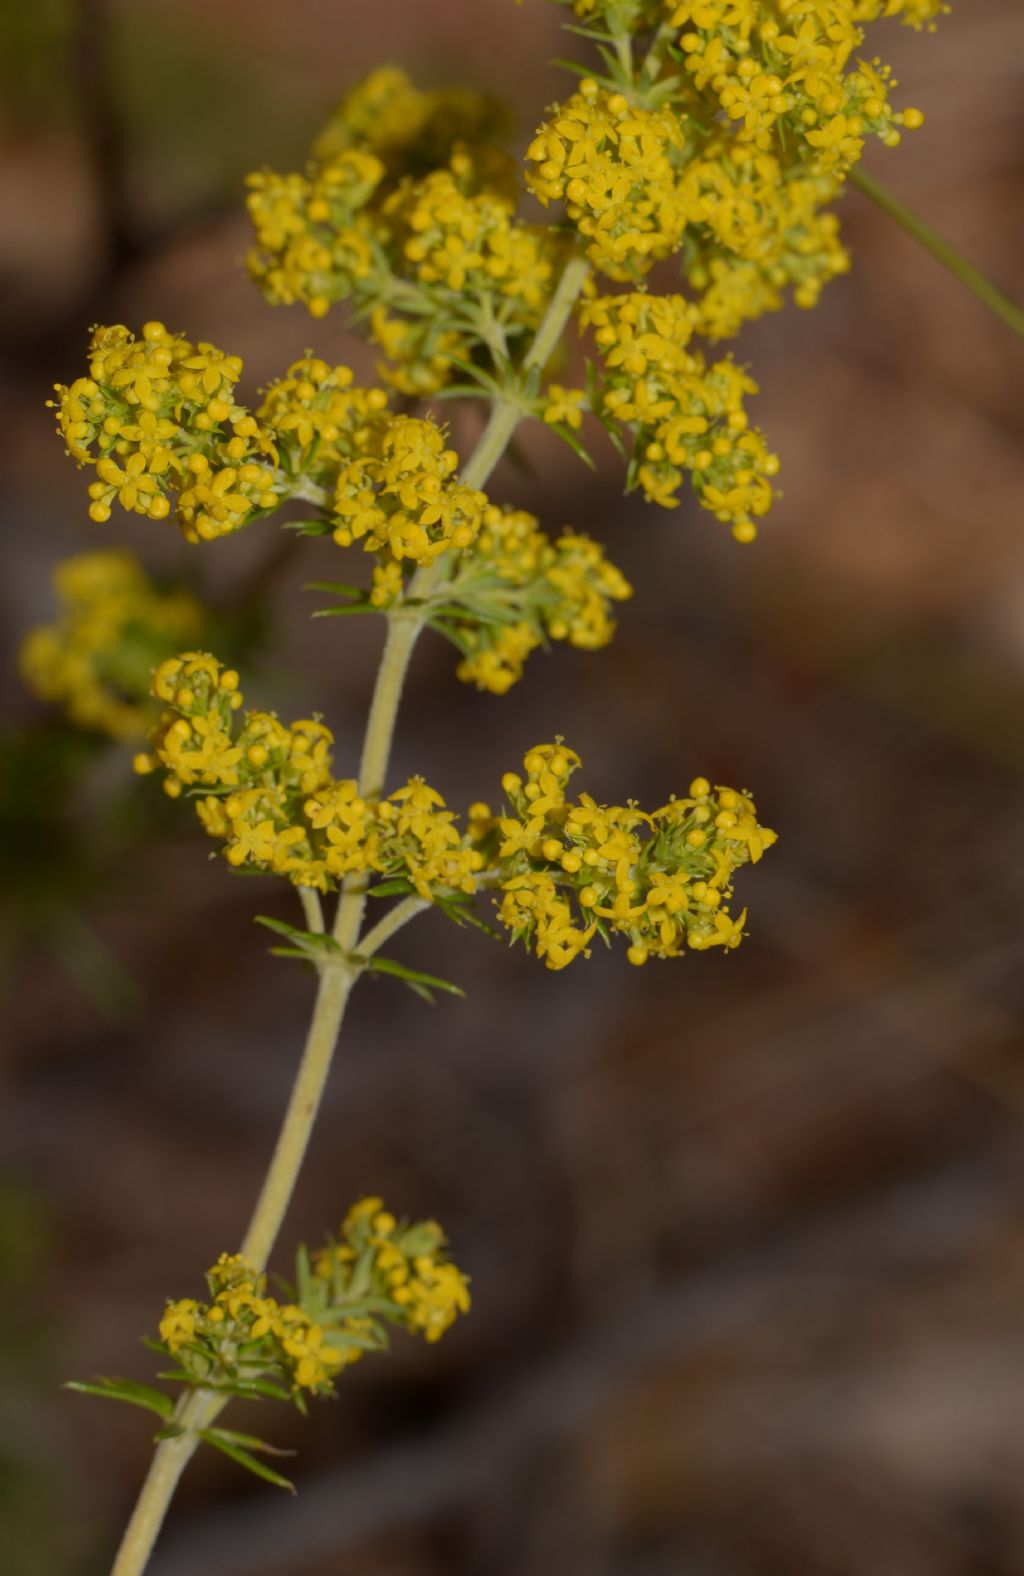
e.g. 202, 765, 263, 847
542, 385, 586, 429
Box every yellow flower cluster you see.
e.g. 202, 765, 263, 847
312, 66, 507, 186
314, 1196, 471, 1345
681, 147, 850, 337
440, 506, 633, 694
382, 163, 556, 331
50, 323, 280, 541
530, 1, 939, 333
246, 149, 386, 319
526, 81, 693, 277
332, 413, 489, 569
154, 1203, 468, 1423
670, 2, 930, 168
256, 354, 391, 479
52, 331, 525, 626
580, 292, 779, 539
247, 69, 560, 394
139, 652, 483, 898
19, 551, 203, 739
159, 1253, 355, 1395
486, 743, 776, 969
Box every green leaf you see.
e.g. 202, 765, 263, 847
304, 580, 365, 598
365, 878, 415, 898
364, 955, 465, 1004
549, 56, 598, 80
429, 382, 495, 403
254, 916, 342, 958
427, 618, 473, 657
65, 1377, 174, 1421
205, 1427, 296, 1458
320, 1326, 387, 1354
440, 352, 505, 397
216, 1377, 293, 1403
549, 422, 596, 469
198, 1430, 296, 1493
564, 21, 616, 42
311, 604, 375, 619
295, 1243, 313, 1306
284, 517, 333, 536
435, 896, 499, 939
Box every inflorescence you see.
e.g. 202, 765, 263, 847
157, 1199, 470, 1403
480, 740, 776, 968
36, 0, 954, 1511
137, 653, 776, 968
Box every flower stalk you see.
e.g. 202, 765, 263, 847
851, 165, 1024, 340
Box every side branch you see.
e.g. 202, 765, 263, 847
851, 166, 1024, 341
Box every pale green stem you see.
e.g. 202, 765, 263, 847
109, 1391, 222, 1576
104, 248, 590, 1576
358, 894, 431, 960
335, 247, 591, 946
288, 476, 329, 507
298, 885, 324, 933
851, 166, 1024, 341
640, 22, 672, 83
610, 27, 634, 87
238, 960, 355, 1267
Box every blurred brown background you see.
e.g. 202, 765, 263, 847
2, 1, 1024, 1573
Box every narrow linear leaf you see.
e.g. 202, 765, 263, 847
217, 1378, 293, 1403
255, 916, 341, 954
441, 352, 505, 396
321, 1327, 387, 1354
551, 423, 596, 469
304, 580, 365, 597
284, 518, 333, 536
549, 56, 599, 79
365, 878, 415, 898
366, 955, 465, 1002
65, 1377, 174, 1421
564, 21, 616, 41
205, 1426, 296, 1459
436, 899, 499, 939
295, 1243, 312, 1305
198, 1431, 296, 1493
429, 383, 496, 402
427, 619, 472, 657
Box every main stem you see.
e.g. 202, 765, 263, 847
107, 249, 589, 1576
851, 166, 1024, 341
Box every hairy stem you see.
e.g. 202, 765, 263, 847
104, 248, 589, 1576
109, 1392, 221, 1576
358, 894, 432, 959
851, 166, 1024, 341
298, 885, 324, 934
238, 960, 355, 1266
